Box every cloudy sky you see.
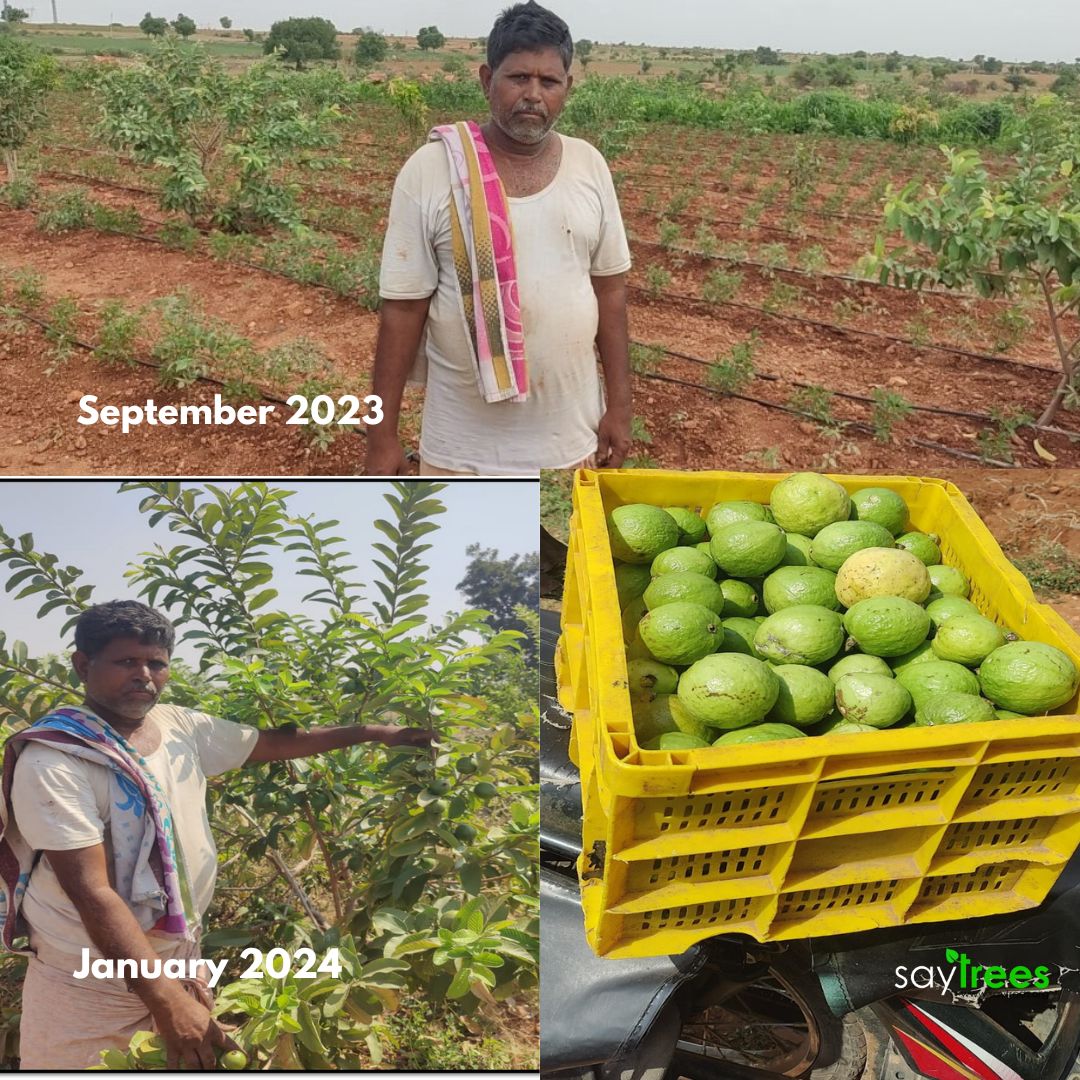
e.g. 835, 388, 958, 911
25, 0, 1080, 62
0, 479, 537, 662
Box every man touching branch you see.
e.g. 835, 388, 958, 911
0, 600, 429, 1070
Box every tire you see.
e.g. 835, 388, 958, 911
667, 967, 867, 1080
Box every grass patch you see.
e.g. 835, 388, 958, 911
1013, 542, 1080, 597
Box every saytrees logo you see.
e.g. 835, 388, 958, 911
895, 948, 1052, 992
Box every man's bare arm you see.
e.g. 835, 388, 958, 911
245, 723, 432, 765
48, 845, 237, 1070
367, 297, 432, 475
592, 272, 632, 469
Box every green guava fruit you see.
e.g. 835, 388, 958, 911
810, 521, 897, 573
427, 778, 452, 796
827, 653, 893, 683
220, 1051, 249, 1070
834, 547, 932, 607
835, 673, 912, 729
930, 615, 1007, 667
455, 756, 477, 775
978, 641, 1080, 715
994, 709, 1026, 720
850, 488, 909, 536
719, 578, 760, 618
705, 500, 768, 534
889, 640, 938, 676
474, 782, 498, 799
638, 602, 723, 665
754, 605, 846, 666
927, 564, 971, 600
677, 653, 781, 729
621, 595, 649, 644
663, 506, 708, 544
926, 595, 982, 630
710, 521, 788, 578
780, 533, 814, 566
896, 660, 981, 705
843, 597, 932, 657
626, 629, 657, 662
643, 731, 712, 750
719, 617, 768, 659
607, 504, 680, 564
821, 720, 880, 735
914, 692, 997, 726
651, 546, 717, 579
713, 723, 807, 746
644, 571, 726, 614
626, 659, 680, 697
615, 562, 654, 608
631, 693, 681, 744
769, 472, 851, 537
767, 664, 836, 727
762, 565, 840, 613
454, 823, 478, 842
896, 531, 942, 566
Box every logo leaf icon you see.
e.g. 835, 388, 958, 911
946, 948, 959, 963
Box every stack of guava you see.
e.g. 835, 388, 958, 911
607, 474, 1080, 751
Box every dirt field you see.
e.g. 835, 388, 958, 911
2, 65, 1077, 475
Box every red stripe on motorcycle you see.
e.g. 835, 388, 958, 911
905, 1002, 1023, 1080
895, 1028, 985, 1080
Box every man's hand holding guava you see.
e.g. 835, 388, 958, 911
151, 988, 239, 1071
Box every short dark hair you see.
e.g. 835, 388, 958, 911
74, 601, 175, 658
487, 1, 573, 72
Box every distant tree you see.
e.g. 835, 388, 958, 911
1004, 72, 1035, 92
789, 60, 820, 88
138, 11, 167, 36
981, 56, 1003, 73
456, 543, 539, 662
354, 28, 387, 66
575, 36, 592, 69
241, 26, 254, 41
263, 16, 339, 70
930, 62, 950, 82
0, 7, 29, 23
639, 55, 652, 73
170, 13, 196, 37
416, 25, 445, 50
218, 15, 231, 28
883, 50, 901, 72
1051, 69, 1078, 95
825, 61, 854, 86
753, 45, 782, 65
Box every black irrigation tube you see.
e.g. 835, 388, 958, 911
632, 236, 1028, 304
633, 368, 1019, 468
627, 283, 1063, 376
630, 338, 1080, 440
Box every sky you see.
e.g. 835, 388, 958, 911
0, 479, 538, 663
24, 0, 1080, 63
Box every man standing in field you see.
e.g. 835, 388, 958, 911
368, 1, 633, 476
0, 601, 430, 1070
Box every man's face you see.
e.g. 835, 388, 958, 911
73, 637, 171, 724
481, 47, 572, 146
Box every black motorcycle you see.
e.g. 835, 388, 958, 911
540, 608, 1080, 1080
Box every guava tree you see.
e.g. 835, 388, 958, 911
354, 29, 387, 68
0, 35, 57, 182
95, 36, 340, 229
868, 97, 1080, 426
0, 481, 538, 1068
416, 25, 445, 51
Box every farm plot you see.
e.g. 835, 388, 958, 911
1, 53, 1078, 473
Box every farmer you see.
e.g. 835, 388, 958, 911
368, 0, 633, 477
0, 600, 431, 1071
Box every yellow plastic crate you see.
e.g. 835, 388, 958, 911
556, 470, 1080, 959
